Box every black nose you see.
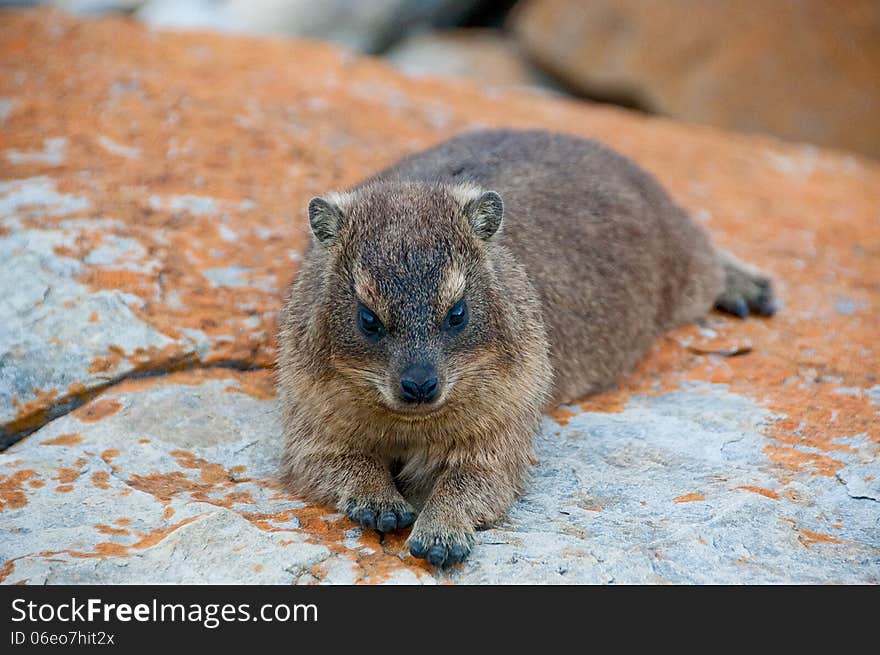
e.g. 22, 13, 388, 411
400, 364, 439, 403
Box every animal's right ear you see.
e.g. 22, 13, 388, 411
308, 196, 343, 246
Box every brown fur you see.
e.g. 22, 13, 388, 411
277, 129, 776, 568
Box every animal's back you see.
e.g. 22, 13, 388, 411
372, 129, 724, 403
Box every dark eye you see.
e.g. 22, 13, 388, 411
444, 299, 468, 333
358, 304, 385, 341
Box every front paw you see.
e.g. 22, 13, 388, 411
408, 524, 474, 569
344, 498, 416, 533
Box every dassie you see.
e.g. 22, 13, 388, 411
277, 129, 776, 568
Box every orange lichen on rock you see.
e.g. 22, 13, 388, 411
240, 501, 434, 583
109, 368, 272, 397
7, 388, 59, 439
221, 491, 254, 506
91, 471, 110, 489
798, 529, 843, 548
578, 388, 630, 414
80, 269, 159, 304
170, 450, 232, 485
242, 509, 300, 533
126, 471, 203, 502
87, 345, 126, 374
736, 485, 781, 500
130, 515, 201, 550
90, 542, 131, 558
54, 468, 80, 484
548, 407, 577, 425
0, 560, 15, 582
359, 528, 438, 582
0, 469, 37, 511
74, 398, 122, 423
126, 451, 258, 511
41, 542, 130, 559
41, 515, 202, 560
287, 504, 433, 583
673, 493, 706, 503
223, 369, 277, 400
763, 445, 844, 478
88, 344, 196, 377
95, 523, 130, 536
40, 432, 83, 446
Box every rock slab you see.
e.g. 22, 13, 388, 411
511, 0, 880, 158
1, 9, 878, 584
387, 29, 560, 93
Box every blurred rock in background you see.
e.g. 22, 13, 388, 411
4, 0, 879, 158
510, 0, 880, 158
387, 28, 562, 94
90, 0, 497, 53
3, 1, 497, 52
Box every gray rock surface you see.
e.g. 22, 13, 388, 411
0, 178, 209, 447
462, 387, 879, 583
2, 375, 876, 584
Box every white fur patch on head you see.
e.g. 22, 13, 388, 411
352, 265, 386, 316
448, 182, 486, 207
439, 263, 467, 309
324, 190, 353, 211
450, 183, 504, 240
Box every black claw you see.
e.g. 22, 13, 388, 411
445, 544, 469, 567
409, 533, 474, 567
716, 297, 749, 318
754, 293, 777, 316
355, 508, 376, 529
346, 501, 417, 532
409, 539, 427, 558
377, 511, 398, 532
427, 544, 447, 568
397, 511, 415, 529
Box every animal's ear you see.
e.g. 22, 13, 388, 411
307, 196, 344, 246
465, 190, 503, 240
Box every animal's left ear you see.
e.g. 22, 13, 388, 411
465, 190, 504, 240
307, 196, 344, 246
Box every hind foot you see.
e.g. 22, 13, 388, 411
715, 252, 778, 318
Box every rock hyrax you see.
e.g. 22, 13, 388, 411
277, 129, 776, 568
